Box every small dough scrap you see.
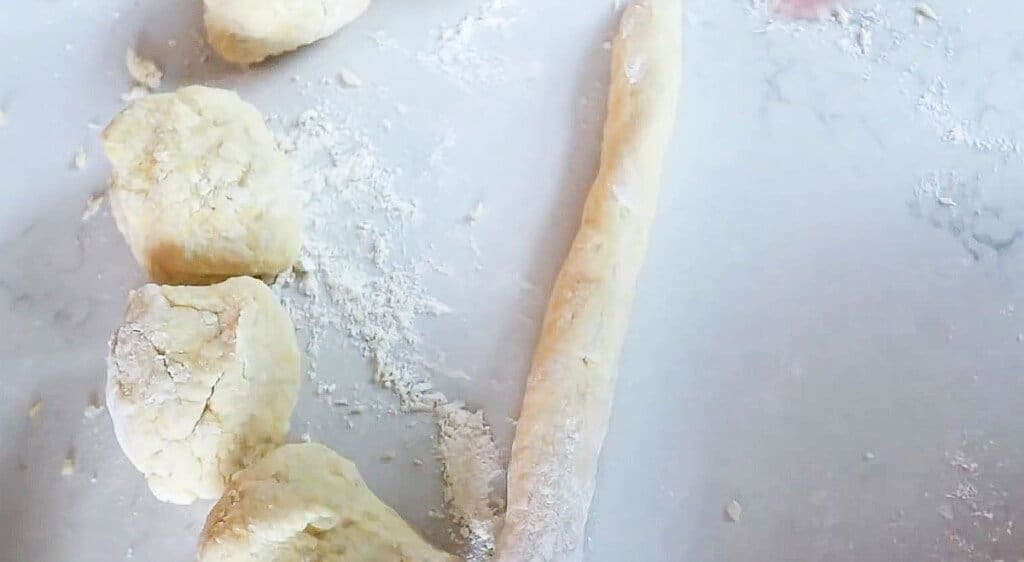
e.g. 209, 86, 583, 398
203, 0, 371, 64
199, 443, 457, 562
106, 276, 300, 504
103, 85, 300, 285
125, 48, 162, 89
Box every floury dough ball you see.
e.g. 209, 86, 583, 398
106, 276, 300, 504
103, 85, 300, 285
198, 443, 457, 562
203, 0, 371, 65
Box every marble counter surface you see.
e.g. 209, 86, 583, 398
3, 0, 1024, 560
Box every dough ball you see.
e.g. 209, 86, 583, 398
204, 0, 371, 65
106, 276, 300, 504
103, 85, 300, 285
198, 443, 456, 562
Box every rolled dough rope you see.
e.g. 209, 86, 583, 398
495, 1, 682, 561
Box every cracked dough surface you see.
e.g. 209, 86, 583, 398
198, 443, 457, 562
204, 0, 371, 64
103, 85, 300, 285
106, 276, 300, 504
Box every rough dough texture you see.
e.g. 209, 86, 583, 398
106, 276, 300, 504
204, 0, 371, 64
495, 1, 683, 561
103, 85, 300, 285
198, 443, 457, 562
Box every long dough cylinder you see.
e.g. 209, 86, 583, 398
496, 1, 682, 560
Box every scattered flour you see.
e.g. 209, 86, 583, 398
270, 100, 503, 556
271, 106, 445, 409
937, 441, 1016, 560
916, 78, 1022, 159
741, 6, 1024, 556
911, 170, 1024, 259
437, 403, 504, 560
744, 0, 1024, 265
418, 0, 521, 88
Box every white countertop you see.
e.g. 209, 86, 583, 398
3, 0, 1024, 561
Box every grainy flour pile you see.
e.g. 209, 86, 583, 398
437, 403, 505, 558
418, 0, 521, 88
270, 103, 503, 559
271, 107, 444, 409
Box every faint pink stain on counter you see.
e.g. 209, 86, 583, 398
775, 0, 848, 19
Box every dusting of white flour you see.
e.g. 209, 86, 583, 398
437, 403, 505, 560
740, 3, 1024, 557
742, 0, 1024, 264
270, 101, 503, 557
418, 0, 521, 88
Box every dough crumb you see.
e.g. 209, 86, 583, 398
125, 48, 162, 89
72, 149, 87, 170
466, 202, 485, 224
120, 85, 149, 103
27, 400, 43, 419
914, 3, 939, 23
863, 451, 876, 461
83, 403, 106, 420
338, 68, 363, 88
725, 499, 743, 522
61, 455, 75, 476
857, 27, 872, 55
81, 192, 104, 222
832, 6, 850, 26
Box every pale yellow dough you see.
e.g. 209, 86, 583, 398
103, 85, 300, 285
198, 443, 457, 562
106, 276, 300, 504
204, 0, 371, 64
495, 1, 683, 560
